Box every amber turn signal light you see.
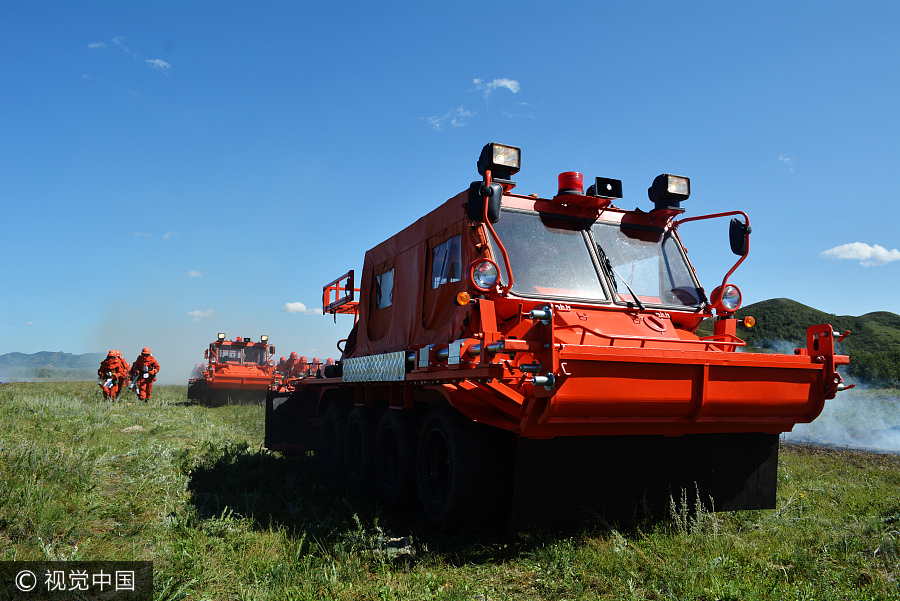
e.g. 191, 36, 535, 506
455, 292, 472, 306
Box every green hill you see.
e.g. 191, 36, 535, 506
698, 298, 900, 387
0, 351, 105, 382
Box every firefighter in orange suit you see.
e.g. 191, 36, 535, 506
310, 357, 323, 378
115, 350, 130, 387
98, 350, 125, 400
282, 352, 300, 378
130, 347, 160, 400
289, 355, 309, 379
275, 356, 288, 378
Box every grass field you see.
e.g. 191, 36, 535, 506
1, 381, 899, 600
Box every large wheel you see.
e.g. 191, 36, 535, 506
416, 402, 515, 530
374, 409, 421, 510
344, 406, 380, 496
321, 402, 350, 486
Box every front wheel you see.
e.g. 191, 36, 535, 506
321, 402, 350, 486
344, 406, 379, 496
416, 402, 514, 530
375, 409, 421, 509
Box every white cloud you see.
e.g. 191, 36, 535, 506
110, 36, 136, 58
133, 232, 152, 238
423, 106, 475, 131
112, 36, 129, 51
187, 270, 204, 278
89, 36, 172, 78
474, 78, 521, 101
146, 59, 171, 75
280, 302, 321, 315
25, 321, 34, 326
820, 242, 900, 267
779, 154, 795, 172
163, 231, 179, 239
187, 309, 216, 322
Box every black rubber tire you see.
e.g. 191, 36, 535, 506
343, 406, 380, 496
374, 409, 421, 510
320, 402, 350, 486
416, 402, 515, 530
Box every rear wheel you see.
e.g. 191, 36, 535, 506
374, 409, 421, 509
416, 402, 514, 530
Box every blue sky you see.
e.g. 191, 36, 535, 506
2, 0, 898, 384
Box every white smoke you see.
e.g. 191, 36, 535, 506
783, 383, 900, 454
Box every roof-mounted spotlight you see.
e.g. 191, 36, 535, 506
261, 335, 269, 342
476, 143, 520, 186
648, 174, 690, 212
217, 333, 226, 341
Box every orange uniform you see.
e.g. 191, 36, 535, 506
288, 355, 309, 379
282, 352, 301, 379
130, 347, 160, 400
98, 351, 127, 400
310, 357, 322, 378
117, 351, 130, 383
275, 356, 288, 377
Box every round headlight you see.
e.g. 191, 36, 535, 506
721, 284, 742, 312
471, 260, 499, 292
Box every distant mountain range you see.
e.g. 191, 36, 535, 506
2, 299, 898, 385
0, 351, 106, 369
0, 351, 105, 382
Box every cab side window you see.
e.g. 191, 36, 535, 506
431, 235, 461, 288
375, 268, 394, 309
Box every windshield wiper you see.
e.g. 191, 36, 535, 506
596, 244, 645, 312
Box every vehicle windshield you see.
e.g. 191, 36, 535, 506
242, 347, 268, 365
590, 221, 702, 307
490, 210, 607, 301
217, 347, 241, 363
488, 209, 702, 308
217, 346, 268, 365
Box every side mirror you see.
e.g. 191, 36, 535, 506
270, 345, 275, 354
729, 218, 751, 256
204, 350, 208, 359
466, 181, 503, 223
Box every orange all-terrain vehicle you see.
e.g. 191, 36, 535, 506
189, 334, 276, 405
265, 143, 850, 528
